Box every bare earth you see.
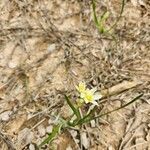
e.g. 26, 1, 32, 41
0, 0, 150, 150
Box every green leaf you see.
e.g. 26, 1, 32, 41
99, 11, 110, 33
80, 93, 143, 124
75, 106, 97, 125
106, 0, 126, 32
39, 124, 61, 148
92, 0, 99, 27
64, 95, 81, 120
92, 0, 110, 33
100, 11, 110, 23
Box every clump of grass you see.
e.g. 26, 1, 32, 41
39, 82, 143, 148
92, 0, 126, 34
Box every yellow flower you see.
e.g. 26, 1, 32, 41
84, 89, 94, 103
76, 82, 86, 93
84, 88, 102, 105
76, 82, 102, 105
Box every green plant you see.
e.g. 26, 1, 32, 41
92, 0, 126, 33
38, 82, 143, 148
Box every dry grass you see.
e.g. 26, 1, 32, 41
0, 0, 150, 149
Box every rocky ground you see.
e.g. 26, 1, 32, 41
0, 0, 150, 150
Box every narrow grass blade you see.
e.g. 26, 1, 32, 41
100, 11, 110, 22
64, 95, 81, 120
75, 106, 96, 125
92, 0, 99, 27
107, 0, 126, 32
99, 11, 110, 33
39, 124, 61, 148
81, 93, 143, 124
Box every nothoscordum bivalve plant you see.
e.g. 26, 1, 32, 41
39, 81, 143, 148
76, 82, 102, 106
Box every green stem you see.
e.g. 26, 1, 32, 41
106, 0, 126, 32
64, 95, 81, 120
78, 93, 143, 124
38, 124, 61, 148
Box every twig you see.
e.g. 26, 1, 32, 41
100, 80, 142, 98
0, 132, 16, 150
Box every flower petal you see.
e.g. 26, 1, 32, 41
90, 87, 97, 94
93, 93, 102, 100
77, 82, 86, 93
75, 85, 79, 91
91, 100, 99, 106
80, 92, 85, 98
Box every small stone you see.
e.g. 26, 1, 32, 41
47, 44, 56, 53
46, 125, 53, 133
70, 130, 77, 138
0, 111, 12, 121
108, 145, 115, 150
8, 61, 17, 68
131, 0, 138, 6
81, 132, 90, 149
29, 144, 35, 150
48, 118, 52, 124
90, 120, 96, 128
37, 125, 46, 137
17, 128, 33, 148
66, 145, 72, 150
